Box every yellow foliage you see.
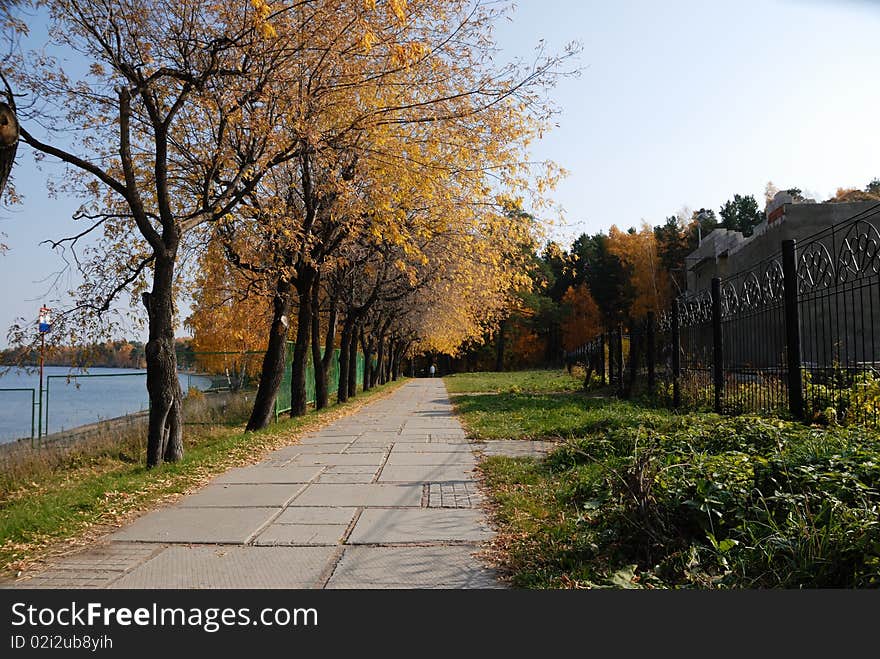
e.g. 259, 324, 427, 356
561, 284, 602, 351
607, 222, 670, 318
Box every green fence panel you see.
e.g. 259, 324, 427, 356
327, 348, 340, 394
275, 346, 358, 420
304, 350, 316, 406
356, 352, 364, 389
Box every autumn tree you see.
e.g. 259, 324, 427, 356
572, 232, 632, 327
0, 0, 24, 198
185, 236, 271, 384
560, 283, 602, 351
203, 0, 573, 425
607, 222, 669, 320
826, 178, 880, 203
6, 1, 311, 466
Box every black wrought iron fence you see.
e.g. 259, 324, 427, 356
565, 202, 880, 426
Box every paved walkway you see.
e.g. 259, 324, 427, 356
7, 380, 508, 589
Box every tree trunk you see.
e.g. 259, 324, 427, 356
0, 102, 19, 198
347, 320, 358, 398
310, 278, 327, 410
495, 319, 506, 372
290, 271, 315, 417
373, 337, 386, 387
143, 254, 183, 468
337, 317, 354, 404
361, 328, 373, 392
246, 277, 291, 431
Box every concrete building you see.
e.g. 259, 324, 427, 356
683, 195, 880, 371
686, 195, 879, 294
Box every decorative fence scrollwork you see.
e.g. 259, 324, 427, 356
564, 203, 880, 427
798, 242, 835, 294
837, 219, 880, 284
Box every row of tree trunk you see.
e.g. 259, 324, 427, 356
244, 271, 411, 432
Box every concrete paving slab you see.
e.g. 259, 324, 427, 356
213, 465, 322, 484
392, 434, 430, 442
316, 472, 376, 483
341, 446, 389, 454
275, 507, 358, 525
109, 507, 279, 544
323, 465, 380, 474
298, 434, 359, 441
348, 508, 492, 544
109, 546, 335, 588
177, 483, 306, 508
254, 524, 348, 546
358, 430, 403, 436
326, 546, 503, 588
390, 442, 473, 453
270, 444, 348, 459
384, 452, 475, 466
345, 440, 396, 448
292, 453, 385, 466
290, 483, 422, 507
4, 543, 161, 590
378, 465, 475, 483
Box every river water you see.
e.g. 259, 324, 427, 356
0, 366, 213, 443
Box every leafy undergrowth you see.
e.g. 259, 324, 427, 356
0, 380, 405, 576
444, 369, 585, 395
473, 381, 880, 588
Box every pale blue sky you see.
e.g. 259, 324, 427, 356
1, 0, 879, 346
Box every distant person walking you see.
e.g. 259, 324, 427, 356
429, 364, 436, 378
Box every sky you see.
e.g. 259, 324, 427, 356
1, 0, 879, 347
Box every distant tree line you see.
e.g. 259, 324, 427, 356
456, 179, 879, 371
0, 339, 196, 370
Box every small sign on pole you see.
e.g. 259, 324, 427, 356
38, 306, 51, 333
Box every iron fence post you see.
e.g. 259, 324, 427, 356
711, 277, 724, 414
782, 239, 805, 419
672, 299, 681, 408
599, 333, 606, 385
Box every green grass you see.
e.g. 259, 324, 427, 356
443, 369, 585, 394
452, 391, 676, 441
466, 369, 880, 589
0, 380, 404, 575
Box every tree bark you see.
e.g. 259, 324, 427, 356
143, 254, 183, 468
361, 328, 373, 392
246, 277, 291, 431
318, 296, 338, 409
290, 270, 316, 417
374, 336, 386, 387
347, 320, 359, 398
337, 317, 354, 404
310, 278, 328, 410
0, 101, 19, 198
